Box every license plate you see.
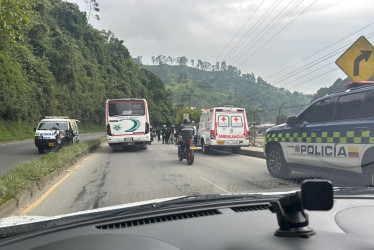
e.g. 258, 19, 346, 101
190, 146, 196, 150
48, 143, 54, 147
217, 141, 225, 145
124, 138, 132, 142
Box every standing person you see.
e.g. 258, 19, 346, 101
161, 125, 167, 144
191, 121, 197, 146
169, 125, 175, 145
156, 128, 161, 142
165, 127, 171, 144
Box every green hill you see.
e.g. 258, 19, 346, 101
0, 0, 174, 132
144, 64, 313, 123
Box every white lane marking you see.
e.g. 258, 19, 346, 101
200, 177, 231, 194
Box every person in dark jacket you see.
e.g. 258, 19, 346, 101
156, 128, 161, 142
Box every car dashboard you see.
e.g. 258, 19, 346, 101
1, 197, 374, 250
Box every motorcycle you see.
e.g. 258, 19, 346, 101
50, 127, 74, 152
177, 136, 196, 165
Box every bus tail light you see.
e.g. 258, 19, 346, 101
246, 131, 250, 139
106, 124, 112, 136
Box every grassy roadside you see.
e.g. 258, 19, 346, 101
0, 120, 104, 142
0, 137, 105, 205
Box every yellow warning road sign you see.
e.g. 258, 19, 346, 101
336, 36, 374, 81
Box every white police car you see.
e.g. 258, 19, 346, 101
34, 117, 80, 154
264, 81, 374, 185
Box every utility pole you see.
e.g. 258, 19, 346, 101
253, 107, 259, 146
177, 94, 192, 109
278, 102, 285, 125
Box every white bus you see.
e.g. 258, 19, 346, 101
106, 99, 150, 150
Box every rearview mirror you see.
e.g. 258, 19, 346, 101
34, 128, 36, 132
286, 116, 297, 127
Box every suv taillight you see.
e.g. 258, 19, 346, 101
145, 122, 150, 134
246, 131, 250, 139
106, 124, 112, 136
210, 130, 216, 139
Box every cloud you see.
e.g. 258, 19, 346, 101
70, 0, 374, 94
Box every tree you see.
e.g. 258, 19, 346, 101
220, 61, 227, 71
0, 0, 38, 48
83, 0, 100, 20
177, 56, 188, 65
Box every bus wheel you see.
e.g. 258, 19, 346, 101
266, 145, 290, 178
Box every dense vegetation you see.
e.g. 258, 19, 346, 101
144, 64, 313, 123
0, 0, 174, 131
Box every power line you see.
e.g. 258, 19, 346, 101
230, 0, 303, 65
273, 32, 374, 87
288, 67, 339, 90
221, 0, 282, 62
213, 0, 266, 62
265, 22, 374, 80
237, 0, 318, 67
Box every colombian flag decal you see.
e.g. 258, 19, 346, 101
348, 146, 359, 158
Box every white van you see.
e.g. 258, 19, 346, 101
197, 106, 250, 154
106, 99, 150, 150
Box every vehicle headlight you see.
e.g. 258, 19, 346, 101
35, 136, 43, 140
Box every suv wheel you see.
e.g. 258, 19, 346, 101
266, 145, 291, 178
362, 151, 374, 186
38, 147, 44, 154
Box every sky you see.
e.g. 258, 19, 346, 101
69, 0, 374, 94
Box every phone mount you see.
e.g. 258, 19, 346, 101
268, 180, 333, 237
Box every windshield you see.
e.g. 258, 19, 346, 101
1, 0, 374, 235
108, 102, 145, 116
37, 122, 69, 130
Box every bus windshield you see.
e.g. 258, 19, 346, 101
108, 102, 145, 116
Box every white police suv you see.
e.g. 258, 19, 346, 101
264, 81, 374, 185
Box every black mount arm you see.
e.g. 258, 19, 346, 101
268, 180, 333, 237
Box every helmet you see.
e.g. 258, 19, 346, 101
163, 124, 166, 127
183, 119, 190, 124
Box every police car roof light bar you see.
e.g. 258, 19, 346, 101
45, 116, 69, 119
346, 81, 374, 89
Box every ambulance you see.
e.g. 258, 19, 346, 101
106, 99, 150, 150
196, 106, 250, 154
264, 81, 374, 185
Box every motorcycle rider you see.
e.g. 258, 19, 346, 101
175, 119, 194, 155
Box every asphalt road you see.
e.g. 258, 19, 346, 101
0, 132, 105, 176
27, 140, 300, 217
